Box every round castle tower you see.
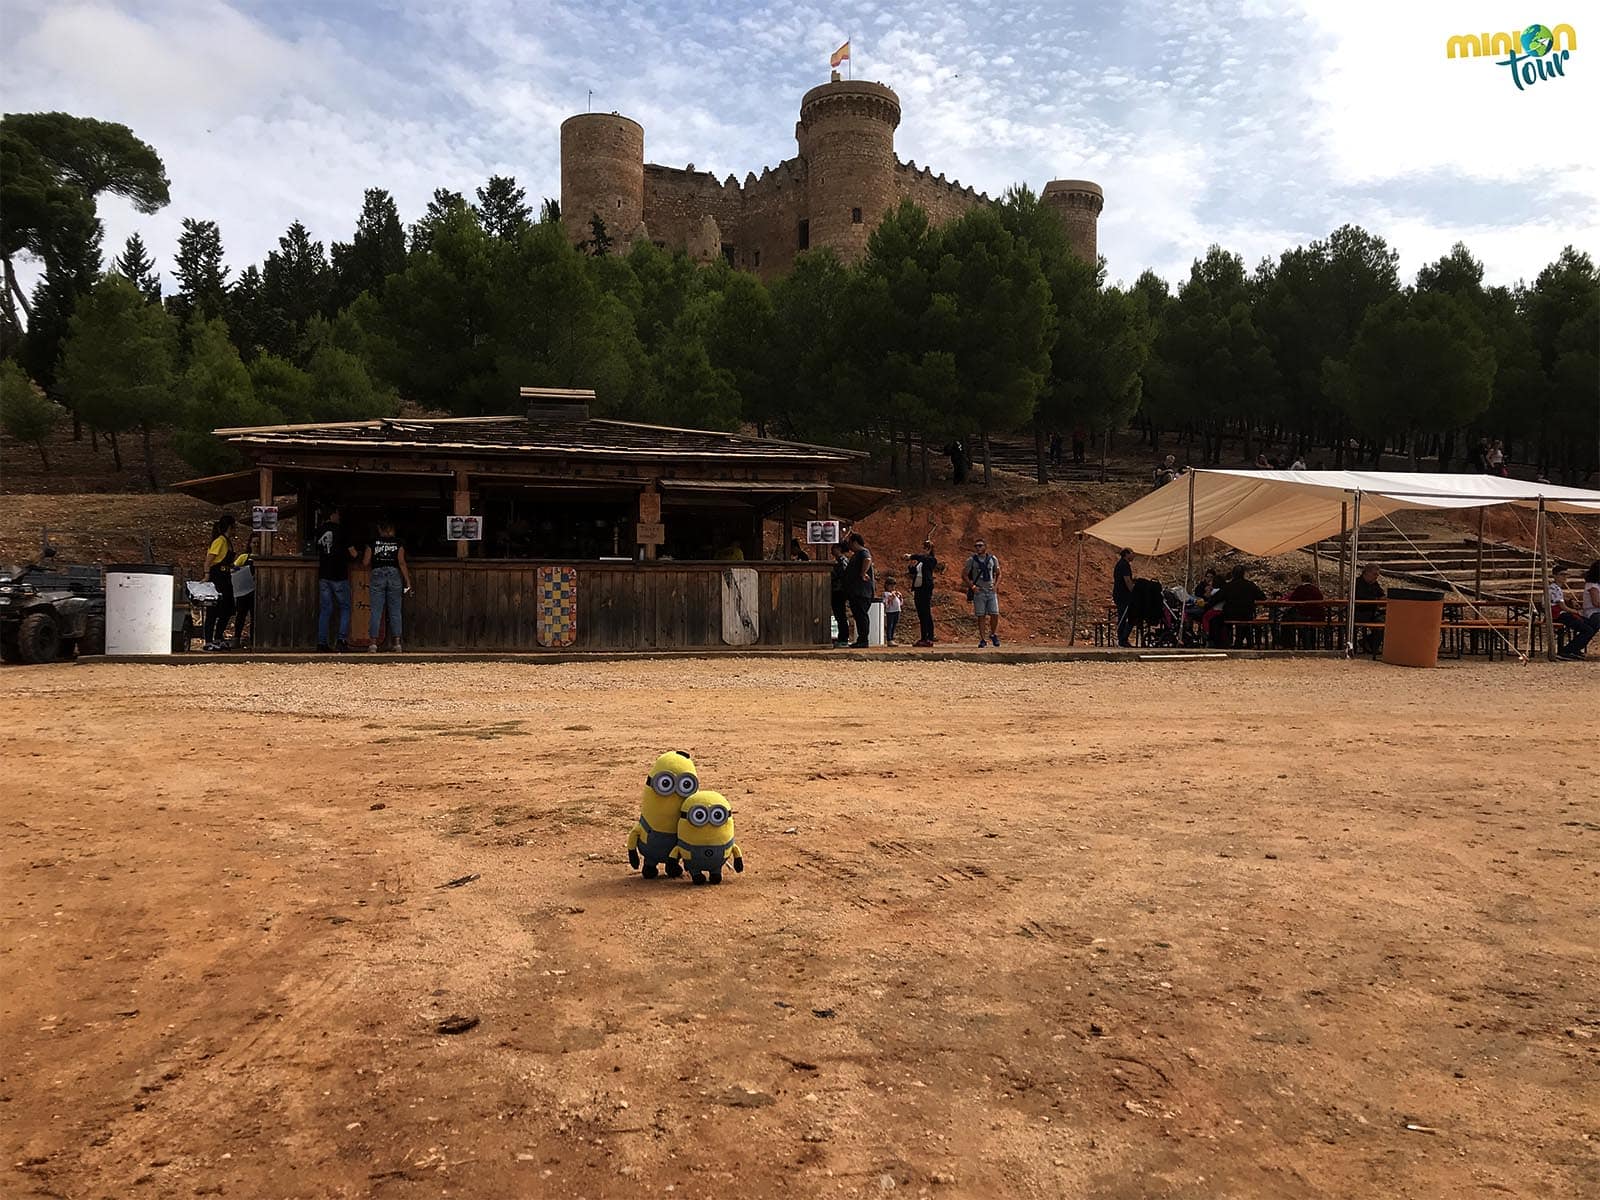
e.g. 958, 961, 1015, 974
559, 113, 644, 248
796, 78, 901, 261
1042, 179, 1104, 265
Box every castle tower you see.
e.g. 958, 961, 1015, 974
1041, 179, 1103, 265
559, 113, 644, 249
795, 78, 901, 262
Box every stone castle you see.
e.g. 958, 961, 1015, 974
559, 74, 1103, 278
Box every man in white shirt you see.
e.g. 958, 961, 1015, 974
1549, 567, 1595, 660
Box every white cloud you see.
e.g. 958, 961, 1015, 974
1, 0, 1594, 299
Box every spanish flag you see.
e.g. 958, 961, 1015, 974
830, 40, 851, 68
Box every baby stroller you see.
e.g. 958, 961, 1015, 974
1127, 578, 1181, 647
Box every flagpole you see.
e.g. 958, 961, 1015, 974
848, 33, 853, 79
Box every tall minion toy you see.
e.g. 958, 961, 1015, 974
627, 751, 699, 879
669, 790, 743, 885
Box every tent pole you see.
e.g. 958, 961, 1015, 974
1069, 533, 1084, 647
1474, 507, 1485, 600
1184, 468, 1196, 596
1344, 491, 1362, 655
1538, 497, 1556, 662
1338, 502, 1349, 600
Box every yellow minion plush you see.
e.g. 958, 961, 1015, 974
669, 790, 743, 885
627, 751, 699, 879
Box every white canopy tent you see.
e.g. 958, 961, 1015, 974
1081, 470, 1600, 657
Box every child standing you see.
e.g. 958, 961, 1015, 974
882, 575, 904, 646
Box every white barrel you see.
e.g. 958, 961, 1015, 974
106, 565, 175, 655
868, 598, 885, 647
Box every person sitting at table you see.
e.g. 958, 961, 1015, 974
1204, 564, 1266, 648
1187, 568, 1219, 644
1550, 565, 1596, 660
1354, 564, 1385, 653
1280, 572, 1326, 648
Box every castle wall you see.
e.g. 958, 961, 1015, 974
642, 166, 744, 258
894, 161, 988, 228
557, 81, 1101, 276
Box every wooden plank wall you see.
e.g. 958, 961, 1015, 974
254, 560, 830, 650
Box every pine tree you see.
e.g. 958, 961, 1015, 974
475, 175, 531, 240
111, 232, 161, 302
538, 197, 561, 225
0, 359, 61, 468
410, 189, 468, 254
170, 217, 229, 325
229, 264, 265, 358
582, 214, 613, 257
261, 221, 331, 356
330, 188, 406, 310
55, 274, 177, 486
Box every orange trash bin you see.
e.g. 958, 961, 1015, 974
1381, 587, 1445, 668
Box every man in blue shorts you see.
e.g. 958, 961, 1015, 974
964, 538, 1001, 648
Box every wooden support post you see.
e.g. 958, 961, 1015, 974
637, 484, 662, 560
1344, 491, 1362, 655
453, 469, 471, 560
1069, 533, 1084, 647
257, 466, 274, 555
1537, 498, 1556, 662
1474, 507, 1485, 600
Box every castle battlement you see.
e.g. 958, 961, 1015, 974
560, 78, 1099, 276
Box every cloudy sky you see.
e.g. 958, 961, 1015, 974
4, 0, 1595, 291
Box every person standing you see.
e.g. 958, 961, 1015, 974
201, 515, 236, 651
904, 539, 939, 646
1113, 547, 1136, 648
881, 575, 904, 646
843, 531, 875, 649
1071, 426, 1086, 465
1049, 431, 1063, 467
315, 507, 356, 652
229, 535, 257, 648
964, 538, 1001, 648
830, 543, 851, 647
364, 518, 413, 652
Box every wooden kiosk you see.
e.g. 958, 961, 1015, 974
173, 390, 892, 651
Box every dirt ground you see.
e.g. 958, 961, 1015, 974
2, 659, 1597, 1200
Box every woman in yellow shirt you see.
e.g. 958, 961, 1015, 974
202, 515, 236, 651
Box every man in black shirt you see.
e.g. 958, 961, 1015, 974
1113, 548, 1137, 647
1353, 563, 1385, 653
1205, 564, 1267, 647
904, 540, 939, 646
844, 532, 876, 648
829, 544, 851, 647
314, 507, 357, 651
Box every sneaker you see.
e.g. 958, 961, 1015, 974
977, 638, 987, 648
914, 639, 932, 647
336, 640, 350, 652
990, 635, 1000, 647
368, 643, 379, 653
392, 641, 403, 653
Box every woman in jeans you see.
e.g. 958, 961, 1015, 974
363, 518, 413, 651
201, 515, 236, 651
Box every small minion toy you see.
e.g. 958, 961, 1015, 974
669, 790, 743, 885
627, 751, 699, 879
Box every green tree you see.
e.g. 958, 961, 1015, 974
170, 218, 229, 325
18, 207, 100, 391
1324, 291, 1495, 468
55, 274, 176, 485
538, 197, 561, 225
229, 264, 265, 358
922, 206, 1055, 483
330, 188, 407, 309
765, 250, 853, 440
409, 188, 469, 254
475, 175, 532, 241
1523, 248, 1599, 479
260, 221, 332, 357
173, 316, 281, 473
0, 112, 168, 342
581, 214, 613, 257
0, 359, 61, 468
1163, 246, 1279, 464
247, 353, 314, 423
111, 232, 161, 302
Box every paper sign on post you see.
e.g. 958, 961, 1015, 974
446, 515, 483, 541
250, 505, 279, 533
806, 519, 841, 545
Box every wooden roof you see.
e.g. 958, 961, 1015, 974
213, 414, 866, 467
